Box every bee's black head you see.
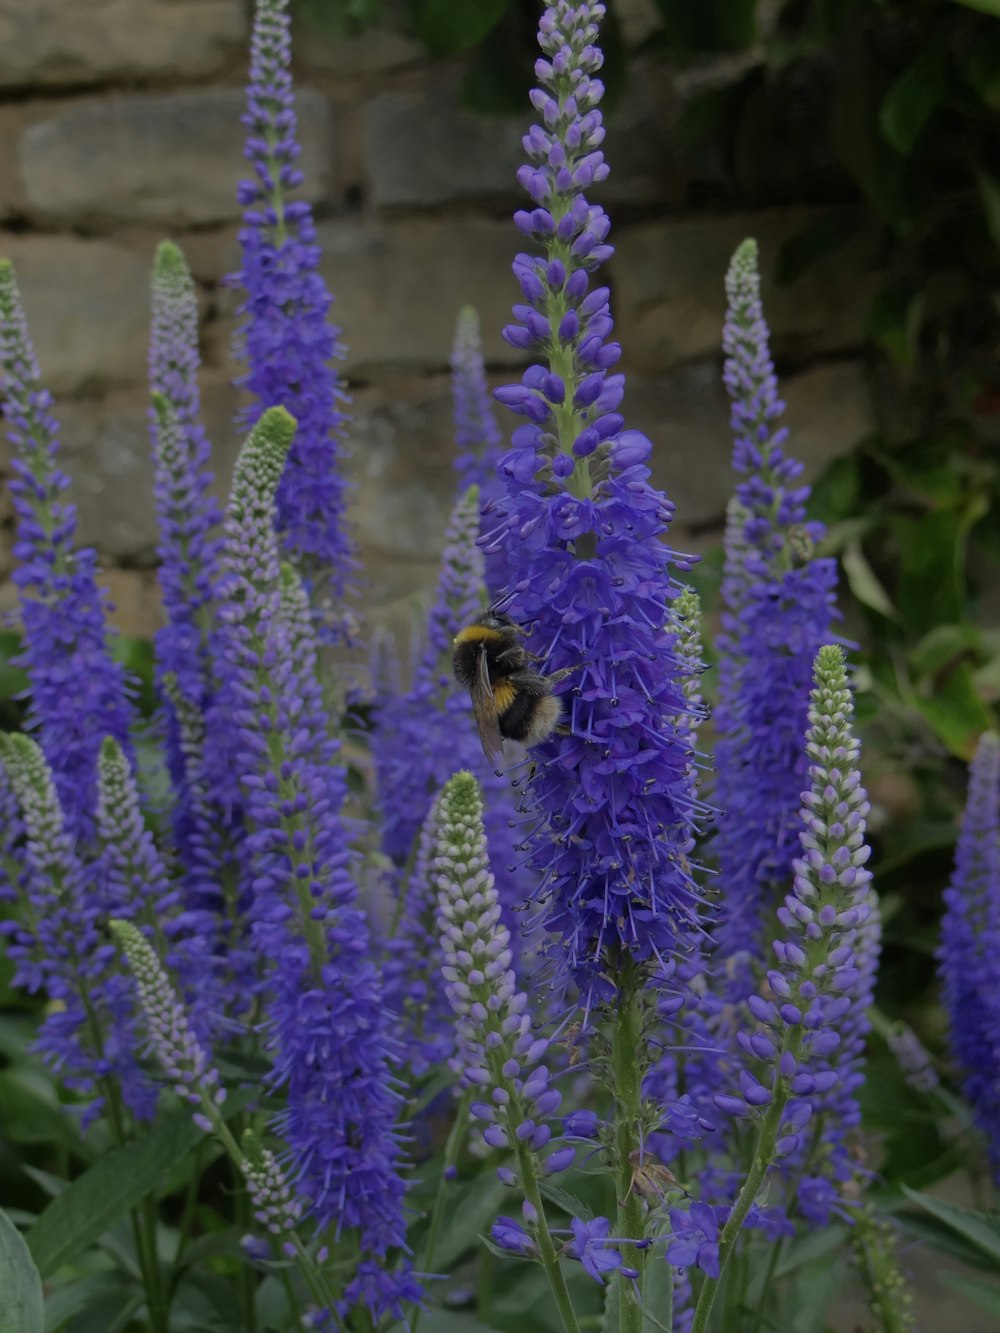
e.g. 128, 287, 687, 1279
480, 609, 517, 632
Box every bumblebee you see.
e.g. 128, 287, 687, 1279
453, 611, 570, 764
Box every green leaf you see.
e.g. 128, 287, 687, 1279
879, 46, 949, 154
433, 1176, 510, 1271
43, 1274, 140, 1333
908, 624, 982, 680
950, 0, 1000, 16
414, 0, 509, 56
902, 1186, 1000, 1265
914, 661, 994, 759
841, 540, 898, 619
0, 1208, 43, 1333
28, 1089, 254, 1279
641, 1254, 673, 1333
941, 1267, 1000, 1317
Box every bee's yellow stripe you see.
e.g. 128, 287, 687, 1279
454, 625, 505, 646
492, 678, 518, 715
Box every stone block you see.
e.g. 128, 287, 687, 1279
19, 87, 334, 228
55, 377, 243, 562
613, 209, 879, 373
298, 19, 422, 80
364, 71, 675, 210
100, 567, 164, 640
0, 235, 154, 394
625, 357, 871, 547
306, 218, 523, 374
0, 0, 245, 91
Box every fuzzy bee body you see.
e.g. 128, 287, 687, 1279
453, 612, 564, 764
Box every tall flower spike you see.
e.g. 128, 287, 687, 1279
218, 408, 411, 1298
149, 242, 222, 715
688, 647, 876, 1314
371, 487, 521, 960
451, 307, 507, 593
0, 735, 146, 1121
939, 731, 1000, 1177
232, 0, 354, 611
435, 772, 586, 1320
484, 1, 701, 1000
452, 305, 503, 495
0, 259, 133, 842
712, 239, 838, 992
110, 919, 225, 1133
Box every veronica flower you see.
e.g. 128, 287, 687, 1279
483, 0, 701, 1000
453, 305, 504, 495
0, 260, 133, 843
218, 406, 412, 1309
938, 731, 1000, 1176
712, 239, 838, 988
688, 646, 876, 1320
240, 1130, 304, 1245
110, 919, 226, 1133
148, 242, 222, 717
0, 735, 145, 1122
434, 771, 579, 1326
885, 1021, 939, 1095
232, 0, 353, 608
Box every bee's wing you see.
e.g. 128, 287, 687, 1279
470, 644, 504, 764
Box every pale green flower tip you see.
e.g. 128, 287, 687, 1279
152, 239, 191, 289
456, 304, 480, 335
255, 404, 297, 455
725, 237, 761, 300
99, 735, 117, 760
459, 482, 480, 508
0, 257, 14, 289
0, 732, 39, 770
815, 643, 847, 677
444, 770, 482, 814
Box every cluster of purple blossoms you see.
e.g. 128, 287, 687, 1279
0, 260, 133, 844
433, 771, 570, 1175
216, 407, 413, 1307
484, 0, 702, 1000
148, 240, 223, 720
452, 306, 504, 499
712, 239, 839, 987
729, 647, 876, 1214
232, 0, 353, 608
110, 918, 226, 1133
0, 735, 147, 1123
938, 731, 1000, 1176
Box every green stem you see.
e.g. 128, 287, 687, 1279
233, 1154, 259, 1333
411, 1094, 472, 1333
515, 1137, 580, 1333
612, 981, 647, 1333
689, 1092, 787, 1333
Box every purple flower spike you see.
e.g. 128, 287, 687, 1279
739, 645, 879, 1219
110, 918, 225, 1126
0, 736, 144, 1123
240, 1130, 304, 1238
485, 0, 703, 1003
149, 242, 222, 718
453, 306, 503, 496
713, 239, 838, 992
939, 731, 1000, 1178
218, 407, 411, 1285
0, 260, 133, 844
232, 0, 354, 617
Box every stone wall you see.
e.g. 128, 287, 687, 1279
0, 0, 876, 646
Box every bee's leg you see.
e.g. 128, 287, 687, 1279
546, 663, 583, 685
554, 723, 573, 737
